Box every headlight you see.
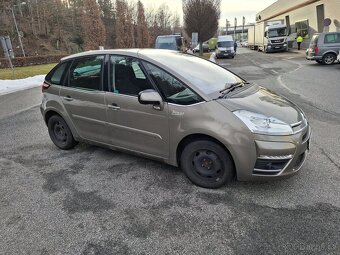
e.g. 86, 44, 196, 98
233, 110, 293, 135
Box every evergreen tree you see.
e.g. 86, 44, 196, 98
82, 0, 106, 50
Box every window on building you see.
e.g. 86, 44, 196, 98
295, 20, 309, 39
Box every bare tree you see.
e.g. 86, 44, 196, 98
183, 0, 221, 55
146, 4, 174, 47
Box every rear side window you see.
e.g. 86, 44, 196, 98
324, 33, 340, 44
69, 55, 104, 91
46, 62, 69, 85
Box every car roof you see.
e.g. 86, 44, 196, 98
61, 49, 140, 61
59, 49, 218, 102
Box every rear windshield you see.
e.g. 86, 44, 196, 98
155, 36, 177, 50
218, 41, 233, 47
310, 34, 319, 46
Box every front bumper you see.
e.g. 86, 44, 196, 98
237, 124, 311, 181
216, 52, 235, 58
267, 44, 287, 52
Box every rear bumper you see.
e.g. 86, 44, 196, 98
306, 50, 322, 60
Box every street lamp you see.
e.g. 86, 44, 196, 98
9, 2, 26, 57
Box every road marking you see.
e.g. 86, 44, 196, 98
271, 69, 279, 74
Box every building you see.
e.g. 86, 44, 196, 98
256, 0, 340, 49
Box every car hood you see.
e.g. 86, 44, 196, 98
217, 86, 304, 125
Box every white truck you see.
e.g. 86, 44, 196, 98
248, 20, 289, 53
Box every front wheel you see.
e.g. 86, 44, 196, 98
180, 140, 234, 188
48, 115, 77, 150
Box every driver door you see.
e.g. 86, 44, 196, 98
105, 55, 169, 159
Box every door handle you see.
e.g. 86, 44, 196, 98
63, 96, 73, 101
108, 103, 120, 110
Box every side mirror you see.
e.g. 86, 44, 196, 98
138, 89, 163, 107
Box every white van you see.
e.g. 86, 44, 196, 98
216, 35, 235, 59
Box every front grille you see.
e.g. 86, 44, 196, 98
253, 156, 291, 176
271, 39, 284, 44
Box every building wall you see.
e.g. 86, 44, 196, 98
256, 0, 340, 49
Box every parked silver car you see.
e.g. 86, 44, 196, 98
41, 49, 311, 188
306, 32, 340, 65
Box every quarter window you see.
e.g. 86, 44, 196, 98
69, 55, 104, 91
110, 56, 153, 96
46, 62, 69, 85
143, 62, 202, 105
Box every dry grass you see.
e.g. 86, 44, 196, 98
0, 63, 57, 80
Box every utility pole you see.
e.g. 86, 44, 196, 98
11, 7, 26, 57
226, 19, 229, 35
242, 16, 245, 42
234, 17, 237, 40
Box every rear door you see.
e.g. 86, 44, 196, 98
59, 55, 109, 144
105, 55, 169, 158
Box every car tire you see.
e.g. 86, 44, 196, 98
322, 53, 336, 65
180, 140, 234, 188
48, 115, 77, 150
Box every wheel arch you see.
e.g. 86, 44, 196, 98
176, 133, 236, 175
43, 109, 80, 141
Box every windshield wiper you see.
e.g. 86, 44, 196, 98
219, 82, 250, 98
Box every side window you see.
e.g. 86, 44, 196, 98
69, 55, 104, 91
110, 56, 152, 96
46, 62, 69, 85
324, 34, 338, 44
143, 62, 202, 105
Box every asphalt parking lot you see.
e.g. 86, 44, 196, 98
0, 48, 340, 255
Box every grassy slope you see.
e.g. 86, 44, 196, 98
0, 63, 57, 80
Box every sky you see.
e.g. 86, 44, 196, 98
141, 0, 277, 26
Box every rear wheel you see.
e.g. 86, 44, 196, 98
180, 140, 234, 188
322, 53, 336, 65
48, 115, 77, 150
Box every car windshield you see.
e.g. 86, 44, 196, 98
141, 50, 243, 96
217, 41, 233, 47
268, 28, 287, 37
